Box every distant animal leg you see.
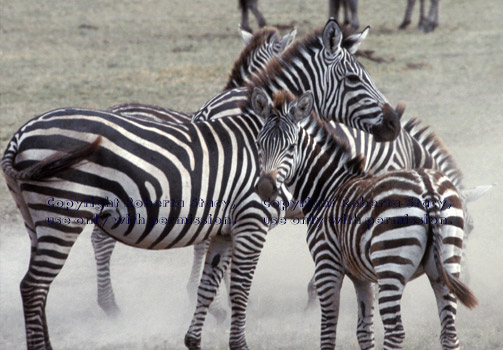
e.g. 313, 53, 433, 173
399, 0, 416, 29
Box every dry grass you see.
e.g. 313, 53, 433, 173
1, 0, 502, 349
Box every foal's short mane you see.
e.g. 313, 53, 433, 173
403, 118, 464, 186
244, 22, 360, 94
223, 27, 281, 90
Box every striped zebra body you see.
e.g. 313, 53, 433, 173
2, 107, 276, 350
87, 27, 296, 318
252, 90, 477, 350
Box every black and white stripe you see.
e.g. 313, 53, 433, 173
252, 90, 477, 350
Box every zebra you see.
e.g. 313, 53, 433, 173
239, 0, 267, 33
300, 116, 492, 308
251, 88, 477, 350
399, 0, 440, 33
194, 20, 402, 142
1, 19, 399, 350
86, 26, 297, 319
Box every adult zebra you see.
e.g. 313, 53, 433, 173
89, 26, 297, 318
251, 89, 477, 350
2, 20, 399, 350
193, 20, 401, 141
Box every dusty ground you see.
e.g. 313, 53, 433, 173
1, 0, 502, 349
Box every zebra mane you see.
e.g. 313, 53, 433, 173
307, 112, 367, 177
244, 22, 359, 94
223, 27, 281, 91
403, 117, 464, 187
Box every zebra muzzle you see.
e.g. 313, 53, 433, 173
255, 175, 279, 202
372, 103, 403, 142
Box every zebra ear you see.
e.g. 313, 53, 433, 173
278, 27, 297, 51
251, 88, 271, 118
461, 184, 494, 203
239, 25, 254, 45
343, 26, 370, 54
292, 91, 313, 122
322, 18, 343, 55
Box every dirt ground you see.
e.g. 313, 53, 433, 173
1, 0, 502, 349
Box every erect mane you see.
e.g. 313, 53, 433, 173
223, 27, 281, 90
244, 22, 360, 95
403, 117, 464, 186
306, 111, 366, 176
272, 90, 293, 111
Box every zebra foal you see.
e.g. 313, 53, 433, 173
251, 89, 477, 349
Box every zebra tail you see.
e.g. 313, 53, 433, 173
429, 204, 478, 309
1, 136, 101, 181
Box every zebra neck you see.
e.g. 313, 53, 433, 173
287, 127, 362, 217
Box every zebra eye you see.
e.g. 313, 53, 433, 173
344, 74, 360, 83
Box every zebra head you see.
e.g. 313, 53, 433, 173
316, 19, 401, 142
224, 26, 297, 90
252, 88, 313, 202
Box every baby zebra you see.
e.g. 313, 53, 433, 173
250, 89, 477, 350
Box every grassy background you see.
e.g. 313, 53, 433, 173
1, 0, 502, 349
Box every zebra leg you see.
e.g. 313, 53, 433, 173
90, 226, 120, 317
185, 235, 233, 350
186, 240, 229, 323
249, 0, 267, 28
328, 0, 341, 21
342, 0, 351, 26
21, 226, 82, 350
376, 280, 406, 349
317, 264, 344, 350
239, 0, 252, 33
304, 273, 318, 311
399, 0, 416, 29
310, 239, 344, 350
423, 242, 461, 349
349, 276, 375, 349
418, 0, 427, 30
347, 0, 359, 30
427, 276, 460, 349
186, 240, 210, 301
227, 229, 268, 350
423, 0, 439, 33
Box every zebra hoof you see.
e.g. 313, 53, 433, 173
229, 340, 249, 350
98, 300, 121, 318
184, 333, 201, 350
398, 20, 410, 30
423, 22, 438, 33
